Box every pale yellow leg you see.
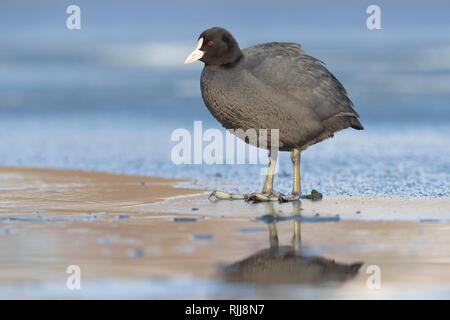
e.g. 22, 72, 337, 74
246, 150, 281, 202
292, 149, 301, 196
280, 148, 301, 202
262, 151, 277, 194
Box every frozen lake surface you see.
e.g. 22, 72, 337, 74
0, 112, 448, 198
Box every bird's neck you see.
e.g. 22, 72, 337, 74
206, 52, 243, 69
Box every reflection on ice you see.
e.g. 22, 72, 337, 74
223, 203, 363, 285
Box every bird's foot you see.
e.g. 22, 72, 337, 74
280, 193, 301, 202
246, 191, 283, 203
208, 190, 247, 201
209, 190, 305, 203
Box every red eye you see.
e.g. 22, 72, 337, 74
207, 40, 214, 46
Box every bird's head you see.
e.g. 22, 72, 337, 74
184, 27, 242, 66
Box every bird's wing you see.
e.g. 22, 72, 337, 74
243, 42, 360, 124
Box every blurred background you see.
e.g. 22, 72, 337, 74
0, 0, 449, 196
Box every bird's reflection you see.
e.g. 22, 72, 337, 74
223, 202, 363, 285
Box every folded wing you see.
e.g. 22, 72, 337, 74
243, 42, 363, 131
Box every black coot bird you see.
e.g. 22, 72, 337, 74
185, 27, 363, 202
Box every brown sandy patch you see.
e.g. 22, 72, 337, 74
0, 166, 200, 217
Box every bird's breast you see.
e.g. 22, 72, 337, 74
200, 67, 258, 131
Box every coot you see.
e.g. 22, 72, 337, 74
185, 27, 363, 202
